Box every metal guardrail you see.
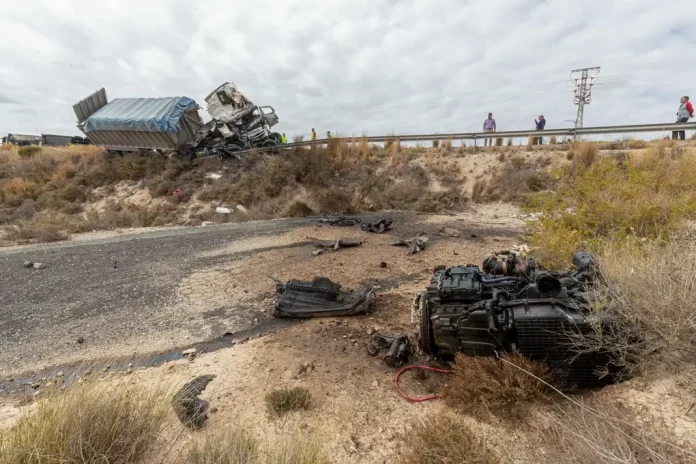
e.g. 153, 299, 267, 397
197, 122, 696, 158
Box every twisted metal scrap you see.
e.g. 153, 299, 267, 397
391, 233, 428, 255
172, 374, 216, 429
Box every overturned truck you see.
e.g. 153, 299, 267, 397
413, 251, 621, 387
73, 83, 280, 158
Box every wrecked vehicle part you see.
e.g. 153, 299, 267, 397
367, 332, 412, 367
360, 218, 393, 234
308, 237, 362, 255
274, 277, 376, 318
172, 374, 216, 429
412, 251, 619, 387
391, 233, 428, 255
315, 215, 362, 227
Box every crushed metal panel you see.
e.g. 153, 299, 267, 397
73, 88, 108, 124
274, 277, 376, 318
205, 82, 255, 124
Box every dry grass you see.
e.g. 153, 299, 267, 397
568, 142, 598, 168
442, 138, 453, 152
186, 427, 259, 464
264, 387, 312, 416
441, 353, 552, 421
432, 140, 439, 148
270, 438, 328, 464
401, 413, 503, 464
471, 179, 487, 203
546, 399, 696, 464
17, 145, 41, 158
0, 381, 169, 464
481, 156, 549, 203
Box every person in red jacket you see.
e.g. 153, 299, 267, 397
673, 96, 694, 140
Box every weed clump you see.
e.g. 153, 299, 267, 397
265, 387, 312, 416
17, 145, 41, 158
187, 427, 259, 464
441, 353, 552, 421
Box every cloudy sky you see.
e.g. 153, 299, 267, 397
1, 0, 694, 139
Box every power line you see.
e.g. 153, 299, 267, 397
571, 66, 601, 131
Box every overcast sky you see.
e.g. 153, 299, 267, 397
1, 0, 694, 138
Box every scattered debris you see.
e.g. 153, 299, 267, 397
23, 260, 33, 268
205, 172, 223, 180
76, 336, 84, 344
182, 348, 197, 359
439, 227, 461, 238
33, 262, 46, 270
215, 206, 232, 214
360, 218, 393, 233
273, 277, 376, 318
379, 261, 388, 268
201, 221, 216, 227
236, 204, 248, 213
285, 361, 315, 380
172, 374, 216, 429
315, 215, 361, 227
308, 237, 362, 255
367, 332, 412, 367
412, 250, 616, 387
391, 233, 428, 255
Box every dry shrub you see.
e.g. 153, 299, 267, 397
526, 136, 535, 151
546, 399, 695, 464
625, 139, 648, 149
292, 134, 304, 143
0, 381, 168, 464
282, 200, 314, 217
17, 145, 41, 158
588, 237, 696, 374
187, 427, 259, 464
483, 156, 549, 203
265, 387, 311, 416
566, 151, 575, 160
442, 138, 453, 152
4, 220, 69, 243
401, 413, 503, 464
550, 136, 558, 144
495, 137, 503, 147
270, 438, 328, 464
359, 136, 370, 160
432, 140, 439, 148
441, 353, 552, 421
471, 179, 487, 203
497, 152, 505, 162
567, 142, 598, 168
527, 150, 696, 267
506, 138, 513, 147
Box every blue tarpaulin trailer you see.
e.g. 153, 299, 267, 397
74, 88, 204, 153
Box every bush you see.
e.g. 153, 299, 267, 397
401, 413, 503, 464
0, 382, 168, 464
441, 353, 551, 421
265, 387, 311, 416
17, 145, 41, 158
269, 438, 327, 464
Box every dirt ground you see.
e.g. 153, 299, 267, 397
2, 205, 695, 462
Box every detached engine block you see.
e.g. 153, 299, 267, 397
412, 251, 618, 386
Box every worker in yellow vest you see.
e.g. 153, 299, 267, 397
327, 131, 332, 139
310, 128, 316, 141
281, 133, 287, 144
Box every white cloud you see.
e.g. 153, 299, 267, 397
0, 0, 694, 138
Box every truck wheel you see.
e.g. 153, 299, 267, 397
270, 132, 282, 144
262, 139, 277, 147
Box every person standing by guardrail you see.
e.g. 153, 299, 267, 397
483, 113, 496, 146
281, 133, 287, 144
673, 96, 693, 140
310, 128, 317, 141
534, 115, 546, 145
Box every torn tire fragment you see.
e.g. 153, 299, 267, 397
308, 237, 362, 255
273, 277, 375, 318
361, 218, 392, 233
172, 374, 216, 429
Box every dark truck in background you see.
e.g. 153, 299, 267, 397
73, 83, 280, 158
2, 133, 87, 146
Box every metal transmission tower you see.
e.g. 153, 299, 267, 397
570, 66, 601, 130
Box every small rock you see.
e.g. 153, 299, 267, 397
76, 336, 84, 344
126, 368, 132, 374
367, 327, 375, 335
209, 406, 219, 414
33, 391, 41, 398
379, 261, 387, 268
83, 370, 91, 376
56, 371, 64, 377
441, 227, 461, 238
23, 260, 33, 268
182, 348, 197, 357
33, 262, 46, 270
253, 318, 259, 323
236, 204, 248, 213
201, 221, 216, 227
371, 380, 379, 387
128, 362, 133, 368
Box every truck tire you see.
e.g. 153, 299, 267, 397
262, 139, 278, 147
270, 132, 282, 144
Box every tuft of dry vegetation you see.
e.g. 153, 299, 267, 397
546, 399, 696, 464
0, 381, 168, 464
187, 427, 259, 464
264, 387, 312, 416
624, 139, 648, 149
17, 145, 42, 159
568, 142, 598, 168
441, 353, 552, 421
479, 156, 549, 203
526, 140, 696, 267
270, 438, 328, 464
401, 413, 503, 464
432, 140, 439, 148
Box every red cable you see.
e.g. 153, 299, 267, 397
394, 365, 452, 402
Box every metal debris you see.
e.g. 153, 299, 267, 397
308, 237, 362, 255
273, 277, 375, 318
172, 374, 216, 429
361, 218, 393, 234
215, 206, 232, 214
390, 233, 428, 255
316, 215, 362, 227
367, 332, 412, 367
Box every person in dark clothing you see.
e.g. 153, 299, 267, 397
673, 96, 694, 140
534, 115, 546, 145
